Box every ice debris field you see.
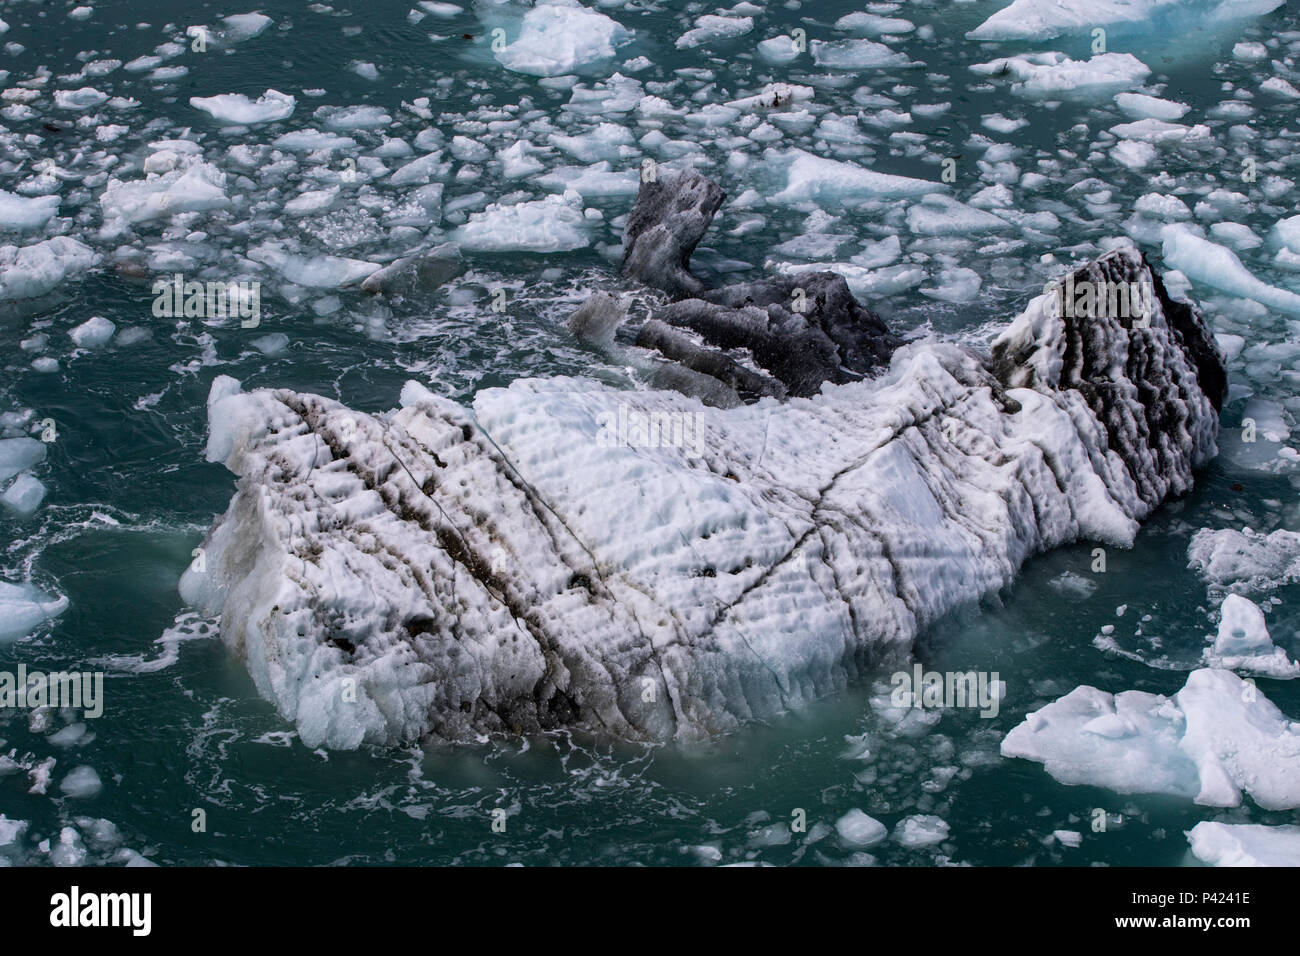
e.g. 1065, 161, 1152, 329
0, 0, 1299, 866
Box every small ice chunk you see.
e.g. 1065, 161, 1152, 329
835, 809, 887, 847
451, 191, 591, 253
894, 815, 950, 848
1114, 92, 1189, 120
0, 438, 47, 482
921, 266, 982, 303
757, 35, 802, 65
1, 473, 46, 515
968, 0, 1284, 42
250, 332, 290, 356
499, 141, 545, 179
1260, 76, 1300, 99
1134, 192, 1192, 222
907, 195, 1010, 236
59, 765, 103, 799
221, 13, 273, 42
53, 87, 108, 110
1162, 225, 1300, 317
1053, 829, 1084, 848
189, 89, 295, 124
1112, 140, 1158, 170
1003, 669, 1300, 810
771, 148, 938, 203
834, 12, 915, 35
1206, 593, 1299, 679
1214, 594, 1271, 656
249, 243, 380, 288
69, 315, 116, 348
284, 187, 339, 216
676, 15, 753, 49
0, 190, 59, 231
99, 161, 229, 227
0, 580, 68, 644
811, 38, 913, 70
0, 237, 97, 300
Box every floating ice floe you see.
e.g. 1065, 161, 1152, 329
907, 195, 1010, 237
894, 815, 949, 848
492, 0, 631, 77
1260, 76, 1300, 99
1002, 669, 1300, 809
1162, 224, 1300, 317
676, 14, 753, 49
98, 159, 229, 231
1187, 821, 1300, 866
967, 0, 1284, 42
248, 242, 379, 289
189, 89, 295, 125
811, 38, 915, 70
835, 12, 915, 35
1111, 118, 1212, 144
59, 766, 103, 799
283, 187, 339, 217
971, 52, 1151, 99
757, 35, 802, 65
1204, 594, 1299, 678
182, 241, 1225, 748
0, 236, 97, 300
769, 148, 939, 204
219, 12, 273, 42
537, 163, 639, 198
0, 437, 44, 482
69, 315, 116, 348
0, 189, 59, 231
451, 191, 593, 252
53, 87, 108, 110
1, 473, 46, 516
317, 104, 392, 131
835, 809, 888, 847
1189, 527, 1300, 594
1115, 91, 1190, 120
0, 580, 68, 644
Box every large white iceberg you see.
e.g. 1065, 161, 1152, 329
181, 247, 1225, 749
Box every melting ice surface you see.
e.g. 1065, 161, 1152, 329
2, 0, 1300, 866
